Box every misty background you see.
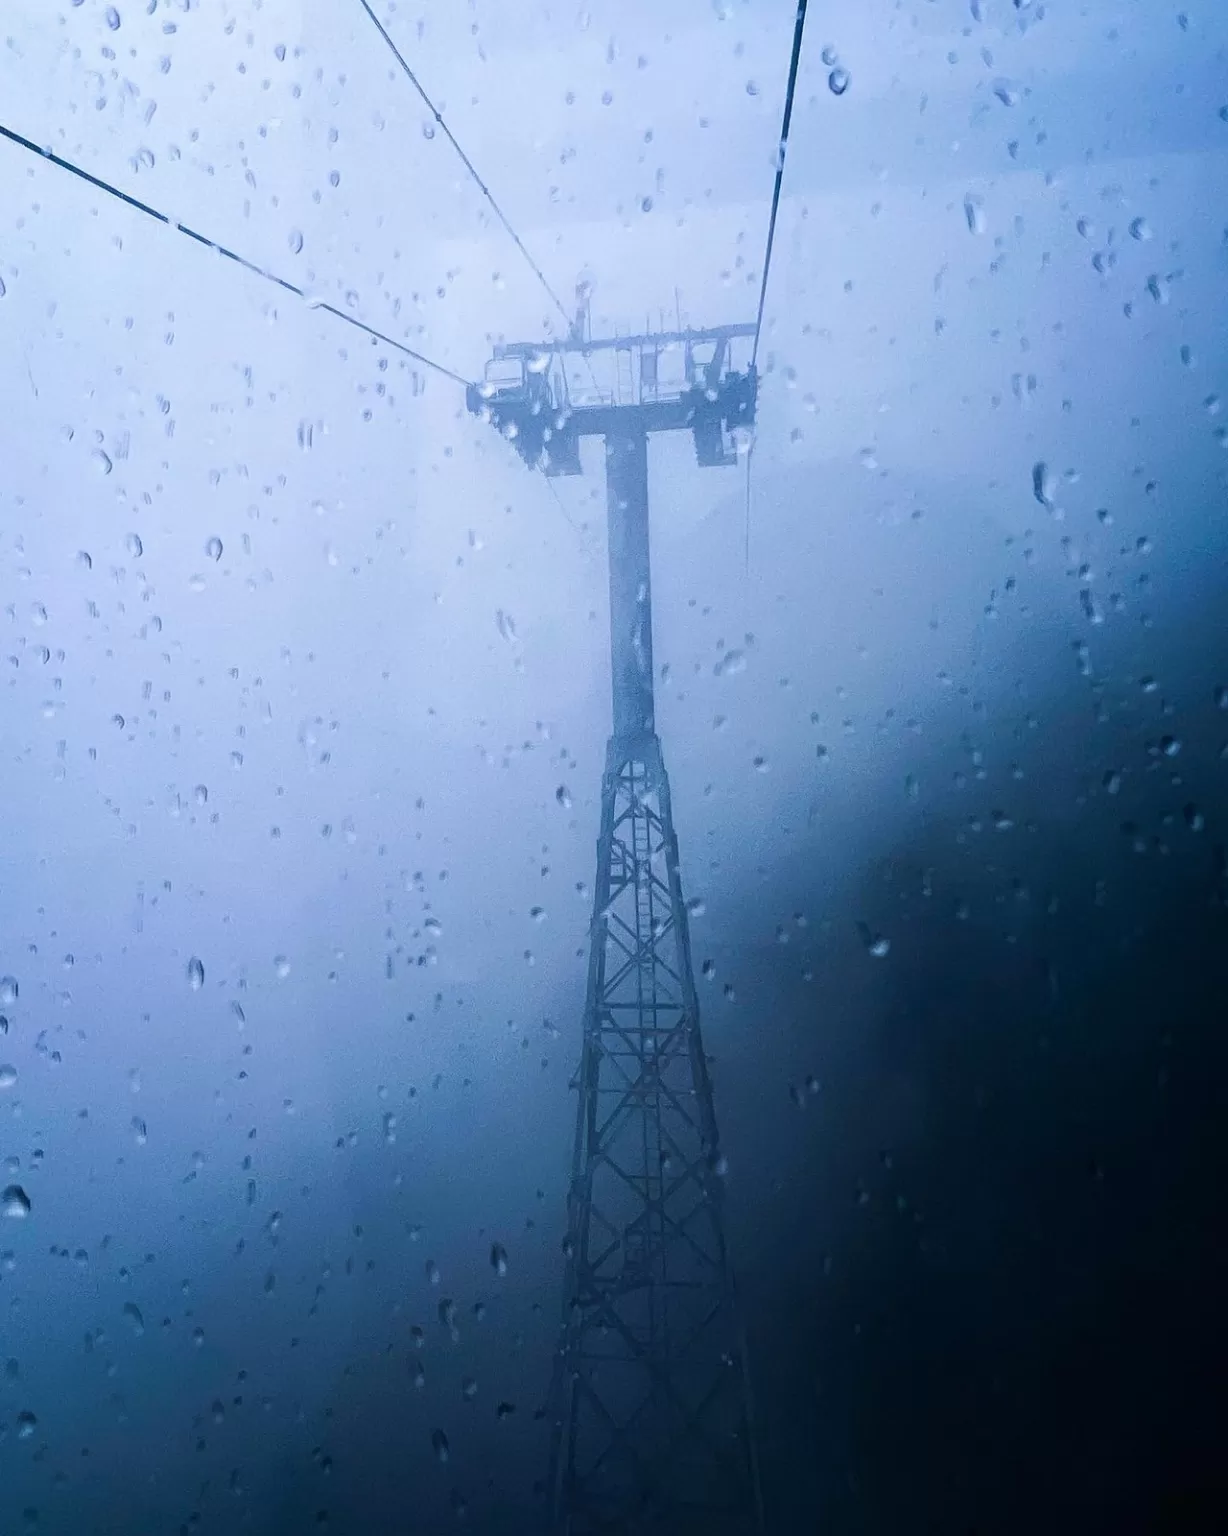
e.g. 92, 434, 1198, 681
2, 1, 1227, 1532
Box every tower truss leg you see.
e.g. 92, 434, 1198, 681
546, 733, 765, 1536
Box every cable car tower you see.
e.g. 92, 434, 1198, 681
467, 313, 764, 1536
2, 4, 810, 1529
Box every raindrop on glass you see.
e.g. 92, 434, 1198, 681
828, 67, 850, 96
0, 977, 17, 1006
490, 1242, 508, 1277
205, 537, 223, 561
186, 956, 205, 991
2, 1186, 31, 1220
1032, 461, 1055, 507
0, 1066, 17, 1090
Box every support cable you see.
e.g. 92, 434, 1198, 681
745, 0, 810, 577
0, 121, 470, 387
355, 0, 573, 333
750, 0, 809, 370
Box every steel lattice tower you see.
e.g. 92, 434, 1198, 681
468, 320, 765, 1535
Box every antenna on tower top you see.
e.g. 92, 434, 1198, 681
570, 272, 593, 345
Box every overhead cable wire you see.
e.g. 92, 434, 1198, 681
0, 121, 470, 387
744, 444, 753, 575
750, 0, 809, 369
744, 0, 810, 578
355, 0, 573, 333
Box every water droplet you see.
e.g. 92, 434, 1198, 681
496, 1400, 515, 1419
205, 536, 223, 561
288, 228, 304, 254
745, 79, 760, 97
122, 1302, 145, 1335
193, 784, 208, 806
2, 1186, 31, 1220
0, 1066, 16, 1090
425, 1258, 440, 1286
490, 1242, 508, 1277
125, 532, 143, 558
555, 785, 572, 809
496, 608, 518, 644
687, 896, 707, 917
93, 449, 113, 475
274, 955, 291, 979
992, 79, 1019, 106
1160, 735, 1181, 757
963, 194, 985, 234
105, 6, 120, 31
1129, 216, 1151, 242
186, 957, 205, 991
1032, 461, 1055, 507
0, 978, 17, 1006
131, 1116, 147, 1145
16, 1409, 37, 1439
857, 922, 890, 957
77, 550, 93, 569
462, 1376, 478, 1400
714, 648, 746, 677
1103, 770, 1122, 795
1184, 803, 1205, 832
702, 959, 716, 980
828, 66, 850, 96
422, 120, 436, 140
821, 45, 838, 66
1215, 685, 1227, 710
431, 1427, 450, 1463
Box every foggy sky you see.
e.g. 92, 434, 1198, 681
2, 2, 1227, 1533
